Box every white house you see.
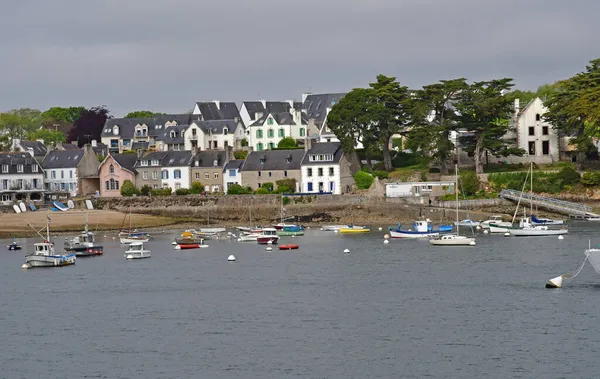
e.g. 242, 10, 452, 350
222, 159, 244, 193
0, 153, 45, 203
184, 120, 245, 150
159, 151, 193, 190
41, 145, 99, 197
248, 111, 307, 151
300, 142, 355, 194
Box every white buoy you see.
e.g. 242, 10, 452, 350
267, 240, 273, 244
21, 263, 30, 270
378, 227, 383, 231
383, 240, 389, 244
266, 246, 272, 251
343, 248, 350, 254
171, 241, 177, 245
384, 234, 390, 240
291, 235, 295, 238
174, 245, 181, 250
469, 241, 476, 246
320, 228, 324, 231
334, 230, 339, 233
504, 232, 510, 237
228, 255, 236, 262
558, 235, 564, 240
546, 275, 564, 288
112, 237, 116, 240
483, 230, 489, 234
237, 238, 242, 242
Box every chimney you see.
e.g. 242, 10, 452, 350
91, 139, 97, 147
136, 149, 143, 159
226, 145, 234, 161
514, 99, 520, 117
304, 135, 312, 152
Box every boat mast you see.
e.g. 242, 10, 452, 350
84, 212, 89, 233
455, 164, 459, 236
46, 212, 50, 242
530, 162, 533, 217
280, 194, 283, 224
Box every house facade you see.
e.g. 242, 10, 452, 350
41, 145, 99, 197
300, 142, 355, 194
134, 151, 169, 190
184, 119, 245, 151
0, 153, 44, 203
248, 111, 307, 151
160, 151, 194, 191
240, 149, 304, 191
223, 160, 244, 193
98, 153, 138, 197
190, 150, 228, 192
155, 124, 188, 151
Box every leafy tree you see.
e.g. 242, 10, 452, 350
277, 137, 297, 149
227, 184, 251, 194
139, 184, 151, 196
241, 138, 249, 147
67, 106, 111, 146
276, 178, 296, 192
124, 110, 166, 118
262, 182, 274, 192
581, 172, 600, 187
354, 171, 374, 189
455, 79, 525, 174
26, 128, 66, 145
0, 109, 43, 141
120, 180, 137, 196
459, 171, 480, 196
408, 78, 468, 174
557, 165, 580, 185
234, 150, 248, 160
189, 181, 204, 194
42, 107, 85, 123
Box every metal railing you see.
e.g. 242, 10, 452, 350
499, 189, 597, 216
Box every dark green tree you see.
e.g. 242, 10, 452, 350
277, 137, 297, 149
124, 110, 166, 118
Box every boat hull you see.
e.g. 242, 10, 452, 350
124, 251, 151, 259
322, 225, 349, 231
279, 244, 299, 250
488, 222, 516, 233
509, 228, 568, 236
389, 230, 438, 239
257, 236, 279, 244
586, 249, 600, 274
25, 253, 76, 267
66, 246, 103, 257
8, 244, 21, 251
120, 237, 149, 244
339, 228, 370, 234
177, 243, 209, 249
429, 236, 476, 246
277, 230, 305, 236
198, 228, 226, 233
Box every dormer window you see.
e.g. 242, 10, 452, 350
17, 164, 23, 173
32, 164, 38, 173
112, 125, 119, 135
151, 159, 159, 166
142, 127, 147, 136
170, 131, 176, 138
223, 127, 228, 136
141, 160, 149, 166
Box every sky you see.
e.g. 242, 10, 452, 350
1, 0, 598, 117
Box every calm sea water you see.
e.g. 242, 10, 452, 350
2, 222, 600, 378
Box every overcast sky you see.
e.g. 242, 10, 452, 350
1, 0, 598, 117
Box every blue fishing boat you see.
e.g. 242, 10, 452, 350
389, 219, 451, 239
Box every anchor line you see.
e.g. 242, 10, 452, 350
564, 255, 589, 280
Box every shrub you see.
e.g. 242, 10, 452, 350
282, 196, 291, 205
557, 166, 580, 185
150, 188, 172, 196
420, 171, 428, 182
276, 178, 296, 193
227, 184, 252, 194
459, 171, 480, 196
581, 172, 600, 187
190, 181, 204, 194
234, 150, 248, 160
254, 187, 270, 194
372, 170, 389, 179
120, 180, 137, 196
139, 184, 151, 196
241, 138, 248, 147
428, 167, 441, 173
354, 171, 374, 189
275, 185, 291, 194
175, 188, 190, 195
277, 137, 297, 149
262, 182, 274, 192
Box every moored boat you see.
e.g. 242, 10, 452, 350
120, 235, 150, 244
389, 220, 439, 239
22, 216, 76, 269
273, 223, 298, 230
277, 225, 305, 236
197, 227, 226, 234
339, 225, 370, 234
454, 219, 480, 227
124, 242, 151, 259
531, 214, 565, 226
481, 215, 509, 229
322, 225, 350, 231
429, 234, 476, 246
7, 240, 21, 251
257, 228, 279, 244
279, 244, 299, 250
509, 225, 568, 236
64, 214, 103, 257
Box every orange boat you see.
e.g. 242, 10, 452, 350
279, 244, 299, 250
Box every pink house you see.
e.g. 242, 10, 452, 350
98, 153, 138, 197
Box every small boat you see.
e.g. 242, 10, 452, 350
239, 233, 261, 242
277, 225, 305, 236
429, 234, 476, 246
120, 235, 149, 244
339, 226, 370, 234
197, 227, 226, 234
236, 226, 263, 233
175, 242, 209, 250
257, 228, 279, 244
322, 225, 350, 231
586, 217, 600, 221
279, 244, 299, 250
437, 225, 454, 233
454, 219, 480, 227
124, 242, 151, 259
509, 225, 568, 236
7, 240, 21, 251
531, 214, 565, 226
22, 217, 76, 269
389, 220, 439, 239
273, 223, 298, 230
64, 214, 103, 257
481, 215, 510, 229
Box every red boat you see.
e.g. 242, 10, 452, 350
279, 244, 299, 250
256, 228, 279, 245
176, 243, 208, 250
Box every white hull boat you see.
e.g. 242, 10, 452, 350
389, 229, 439, 239
586, 217, 600, 222
322, 225, 350, 231
120, 236, 149, 244
429, 235, 476, 246
488, 222, 515, 233
480, 216, 506, 229
509, 226, 568, 236
25, 253, 76, 268
454, 219, 480, 227
124, 242, 151, 259
198, 227, 226, 234
585, 248, 600, 274
239, 233, 261, 242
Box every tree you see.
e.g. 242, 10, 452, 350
454, 79, 525, 174
67, 106, 111, 146
124, 110, 166, 118
42, 107, 85, 123
408, 78, 468, 174
0, 108, 43, 141
120, 180, 137, 196
277, 137, 297, 149
354, 170, 374, 189
190, 181, 204, 194
26, 128, 66, 145
234, 150, 248, 160
227, 184, 252, 194
459, 171, 480, 196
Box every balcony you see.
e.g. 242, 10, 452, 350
0, 182, 44, 192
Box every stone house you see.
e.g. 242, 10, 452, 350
134, 151, 169, 190
240, 149, 305, 192
98, 153, 138, 197
41, 144, 99, 197
190, 150, 229, 193
223, 159, 245, 193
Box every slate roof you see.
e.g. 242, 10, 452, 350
303, 93, 346, 122
131, 141, 149, 150
241, 149, 305, 172
60, 143, 80, 150
155, 124, 188, 144
192, 150, 228, 168
250, 112, 296, 127
162, 151, 194, 167
224, 159, 244, 171
241, 101, 265, 120
301, 142, 343, 165
134, 151, 170, 168
92, 142, 108, 155
101, 114, 191, 138
19, 141, 47, 156
193, 102, 240, 121
218, 102, 241, 120
191, 120, 240, 134
107, 153, 138, 174
0, 153, 42, 174
42, 150, 84, 169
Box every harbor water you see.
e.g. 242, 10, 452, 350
2, 222, 600, 378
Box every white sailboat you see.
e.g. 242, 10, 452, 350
430, 165, 476, 246
481, 215, 511, 229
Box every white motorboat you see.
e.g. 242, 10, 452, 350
481, 215, 510, 229
322, 225, 351, 231
586, 217, 600, 222
22, 215, 76, 269
454, 219, 480, 227
585, 246, 600, 274
509, 225, 568, 236
120, 235, 149, 244
124, 242, 151, 259
430, 164, 476, 246
390, 220, 439, 239
198, 227, 226, 234
239, 233, 261, 242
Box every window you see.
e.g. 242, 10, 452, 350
542, 140, 550, 155
162, 170, 169, 179
267, 129, 274, 138
536, 113, 541, 121
258, 183, 261, 188
223, 128, 228, 135
257, 143, 264, 151
204, 173, 209, 179
528, 126, 535, 136
153, 184, 159, 189
284, 170, 288, 177
268, 172, 272, 177
307, 182, 313, 191
174, 169, 181, 179
528, 141, 536, 155
543, 126, 549, 135
143, 171, 148, 180
32, 164, 38, 173
330, 181, 335, 192
318, 182, 324, 192
109, 178, 119, 190
61, 171, 64, 179
152, 171, 158, 180
1, 164, 7, 173
307, 168, 313, 177
229, 169, 236, 177
192, 128, 197, 137
70, 170, 73, 179
105, 180, 109, 190
299, 128, 305, 137
175, 183, 181, 189
17, 164, 23, 173
123, 139, 131, 146
318, 168, 323, 176
151, 159, 159, 166
258, 171, 261, 177
260, 158, 265, 164
329, 167, 334, 176
267, 118, 274, 125
141, 160, 148, 166
256, 130, 263, 139
268, 143, 275, 150
278, 128, 285, 138
51, 170, 56, 179
195, 173, 200, 179
214, 173, 219, 179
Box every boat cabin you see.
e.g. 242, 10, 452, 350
262, 228, 277, 236
34, 242, 53, 255
127, 242, 144, 251
413, 220, 431, 233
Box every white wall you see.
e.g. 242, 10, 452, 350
516, 98, 559, 163
184, 123, 206, 150
161, 166, 191, 190
0, 173, 44, 191
44, 168, 78, 194
300, 164, 340, 194
223, 168, 242, 193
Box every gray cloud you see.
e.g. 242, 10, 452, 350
1, 0, 598, 116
